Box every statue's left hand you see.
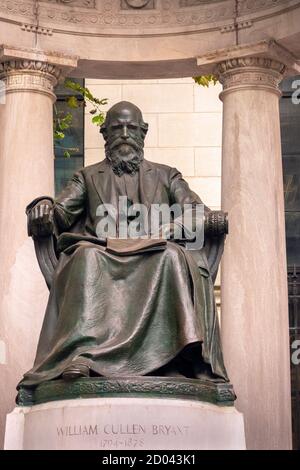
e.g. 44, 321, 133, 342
27, 200, 54, 237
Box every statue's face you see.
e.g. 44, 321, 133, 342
105, 105, 145, 162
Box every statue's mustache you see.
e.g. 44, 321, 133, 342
108, 137, 143, 151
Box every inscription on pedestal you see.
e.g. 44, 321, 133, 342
56, 422, 190, 449
5, 398, 246, 450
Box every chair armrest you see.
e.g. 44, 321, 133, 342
26, 197, 58, 289
32, 234, 59, 290
204, 211, 228, 284
205, 211, 228, 238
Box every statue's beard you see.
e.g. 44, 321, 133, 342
105, 137, 144, 176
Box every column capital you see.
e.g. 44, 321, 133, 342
0, 60, 61, 100
0, 46, 78, 101
215, 57, 286, 99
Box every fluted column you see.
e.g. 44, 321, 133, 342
217, 57, 292, 449
0, 59, 60, 447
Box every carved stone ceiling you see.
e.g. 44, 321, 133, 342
44, 0, 96, 7
44, 1, 96, 7
0, 0, 298, 35
121, 0, 155, 9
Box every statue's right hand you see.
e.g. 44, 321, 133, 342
28, 200, 54, 237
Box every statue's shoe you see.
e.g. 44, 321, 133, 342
62, 362, 90, 381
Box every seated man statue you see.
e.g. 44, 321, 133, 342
19, 101, 228, 391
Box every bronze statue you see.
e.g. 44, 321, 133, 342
18, 102, 229, 399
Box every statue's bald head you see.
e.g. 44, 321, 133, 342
100, 101, 148, 141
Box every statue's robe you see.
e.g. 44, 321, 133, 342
20, 159, 228, 387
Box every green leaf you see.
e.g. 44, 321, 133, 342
59, 122, 69, 131
91, 115, 102, 125
67, 96, 79, 109
83, 88, 94, 101
54, 131, 65, 140
59, 113, 73, 130
64, 112, 73, 123
91, 114, 105, 126
56, 79, 108, 141
93, 97, 108, 106
193, 75, 218, 87
64, 151, 71, 158
64, 79, 82, 93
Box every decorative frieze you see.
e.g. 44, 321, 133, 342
0, 0, 296, 33
217, 57, 286, 74
180, 0, 290, 11
0, 60, 61, 77
238, 0, 291, 15
35, 0, 235, 27
43, 0, 96, 7
17, 376, 236, 407
0, 0, 34, 19
180, 0, 223, 6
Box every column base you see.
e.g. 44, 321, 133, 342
5, 397, 246, 450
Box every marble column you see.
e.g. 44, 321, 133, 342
0, 59, 60, 447
217, 57, 292, 449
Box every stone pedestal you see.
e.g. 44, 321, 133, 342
217, 57, 292, 449
5, 398, 245, 450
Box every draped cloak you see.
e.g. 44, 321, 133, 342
20, 159, 228, 387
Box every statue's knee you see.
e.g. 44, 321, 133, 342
73, 245, 100, 260
164, 243, 185, 265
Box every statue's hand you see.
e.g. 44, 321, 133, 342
28, 200, 54, 237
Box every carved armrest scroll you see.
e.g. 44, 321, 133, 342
205, 211, 228, 238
